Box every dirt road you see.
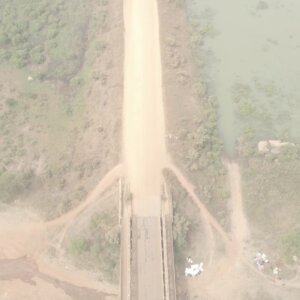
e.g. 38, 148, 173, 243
122, 0, 167, 299
226, 161, 249, 256
167, 162, 232, 249
123, 0, 167, 216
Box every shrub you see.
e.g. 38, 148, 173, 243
283, 228, 300, 261
68, 238, 88, 255
173, 212, 191, 250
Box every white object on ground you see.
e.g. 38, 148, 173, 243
257, 140, 294, 154
254, 252, 269, 269
185, 262, 204, 277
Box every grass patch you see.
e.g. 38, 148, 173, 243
0, 169, 35, 203
0, 0, 94, 81
240, 150, 300, 264
67, 210, 120, 283
283, 228, 300, 263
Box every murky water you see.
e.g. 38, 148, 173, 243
0, 257, 110, 300
185, 0, 300, 156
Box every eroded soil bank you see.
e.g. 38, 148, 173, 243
0, 257, 114, 300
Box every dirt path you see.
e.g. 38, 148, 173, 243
0, 164, 123, 261
199, 161, 250, 299
0, 165, 123, 299
182, 161, 246, 300
122, 1, 167, 299
47, 164, 123, 227
123, 0, 167, 216
167, 162, 232, 249
226, 160, 249, 257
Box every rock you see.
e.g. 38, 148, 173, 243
257, 140, 295, 154
258, 141, 269, 153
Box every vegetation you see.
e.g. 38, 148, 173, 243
0, 169, 35, 203
186, 11, 300, 269
284, 228, 300, 262
0, 0, 121, 288
171, 18, 231, 229
0, 0, 115, 220
173, 200, 192, 251
182, 96, 224, 174
232, 80, 300, 264
166, 171, 198, 254
164, 16, 225, 177
240, 133, 300, 264
67, 210, 120, 282
230, 80, 300, 158
0, 0, 94, 81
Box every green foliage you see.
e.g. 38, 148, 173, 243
0, 31, 9, 45
67, 210, 120, 282
279, 145, 299, 161
171, 188, 193, 251
5, 98, 18, 108
184, 99, 223, 172
68, 238, 88, 255
242, 156, 300, 264
0, 0, 93, 81
183, 21, 224, 171
30, 46, 46, 64
173, 212, 191, 250
283, 228, 300, 260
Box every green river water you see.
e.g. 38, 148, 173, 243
185, 0, 300, 156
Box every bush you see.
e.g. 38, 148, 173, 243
283, 228, 300, 261
0, 170, 35, 203
31, 52, 45, 64
173, 212, 191, 250
0, 31, 9, 45
6, 98, 17, 107
0, 0, 93, 80
68, 238, 88, 255
67, 210, 120, 282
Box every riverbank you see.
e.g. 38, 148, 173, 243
159, 0, 300, 299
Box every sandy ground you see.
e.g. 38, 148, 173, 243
0, 167, 122, 299
123, 0, 167, 216
227, 161, 249, 256
179, 160, 300, 300
122, 0, 166, 299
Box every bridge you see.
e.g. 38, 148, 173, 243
119, 183, 177, 300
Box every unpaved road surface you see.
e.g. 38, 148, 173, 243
123, 0, 167, 216
227, 161, 249, 256
122, 0, 166, 299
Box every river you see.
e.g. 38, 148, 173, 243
185, 0, 300, 156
